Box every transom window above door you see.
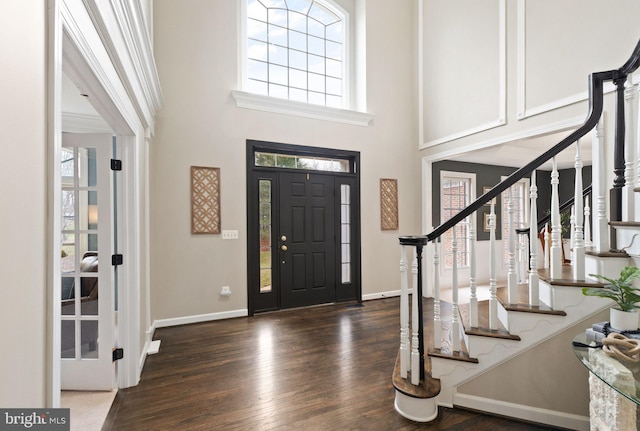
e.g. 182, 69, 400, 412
245, 0, 346, 108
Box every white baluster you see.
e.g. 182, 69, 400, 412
451, 226, 461, 352
543, 223, 550, 269
550, 157, 563, 279
489, 202, 498, 330
399, 245, 409, 379
573, 140, 585, 281
585, 197, 592, 249
529, 171, 539, 307
636, 83, 640, 217
570, 206, 575, 256
592, 119, 609, 252
624, 80, 636, 221
433, 238, 442, 349
469, 218, 478, 328
507, 187, 518, 304
411, 247, 419, 385
518, 233, 527, 284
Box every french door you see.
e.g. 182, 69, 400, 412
247, 140, 361, 315
60, 133, 115, 390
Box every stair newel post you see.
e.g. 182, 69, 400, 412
623, 79, 636, 222
529, 170, 540, 307
550, 157, 562, 279
611, 76, 626, 250
415, 243, 426, 382
507, 187, 518, 304
584, 197, 592, 248
592, 119, 609, 252
573, 140, 585, 281
489, 202, 498, 330
399, 245, 409, 379
411, 245, 420, 385
451, 226, 461, 352
469, 215, 478, 328
433, 238, 442, 348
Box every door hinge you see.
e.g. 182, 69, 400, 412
112, 254, 123, 266
111, 159, 122, 171
112, 348, 124, 362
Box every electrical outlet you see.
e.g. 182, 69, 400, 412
220, 286, 231, 296
222, 230, 239, 240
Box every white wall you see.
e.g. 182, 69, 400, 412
0, 0, 47, 407
150, 0, 421, 321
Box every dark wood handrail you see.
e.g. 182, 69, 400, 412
420, 36, 640, 243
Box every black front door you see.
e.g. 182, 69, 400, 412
279, 172, 336, 308
247, 140, 361, 315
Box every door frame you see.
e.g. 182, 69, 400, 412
246, 140, 362, 315
48, 0, 146, 406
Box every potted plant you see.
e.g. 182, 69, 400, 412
582, 266, 640, 331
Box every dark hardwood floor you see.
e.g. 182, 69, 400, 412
103, 298, 560, 430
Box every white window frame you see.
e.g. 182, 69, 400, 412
234, 0, 373, 126
440, 170, 476, 270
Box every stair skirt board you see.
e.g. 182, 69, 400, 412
394, 391, 438, 423
452, 393, 590, 431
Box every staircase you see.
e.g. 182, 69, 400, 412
393, 37, 640, 429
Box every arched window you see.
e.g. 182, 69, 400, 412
245, 0, 346, 108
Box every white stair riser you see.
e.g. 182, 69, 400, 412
585, 254, 631, 280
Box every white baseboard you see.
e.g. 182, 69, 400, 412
363, 290, 400, 300
363, 289, 417, 301
153, 309, 249, 329
453, 393, 590, 431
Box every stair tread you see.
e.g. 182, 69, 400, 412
459, 301, 521, 340
428, 347, 479, 363
392, 350, 441, 399
585, 247, 629, 258
496, 286, 567, 316
610, 221, 640, 227
537, 267, 605, 287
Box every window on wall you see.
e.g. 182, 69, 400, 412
501, 178, 529, 263
440, 171, 475, 269
245, 0, 346, 108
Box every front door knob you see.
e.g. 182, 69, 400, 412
281, 245, 288, 251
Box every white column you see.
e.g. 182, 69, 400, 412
623, 80, 636, 221
410, 247, 420, 386
507, 187, 518, 304
469, 219, 478, 328
489, 202, 498, 330
573, 140, 586, 281
433, 239, 442, 349
585, 197, 592, 248
529, 171, 539, 307
593, 119, 609, 252
399, 245, 409, 379
550, 158, 563, 279
451, 227, 461, 352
